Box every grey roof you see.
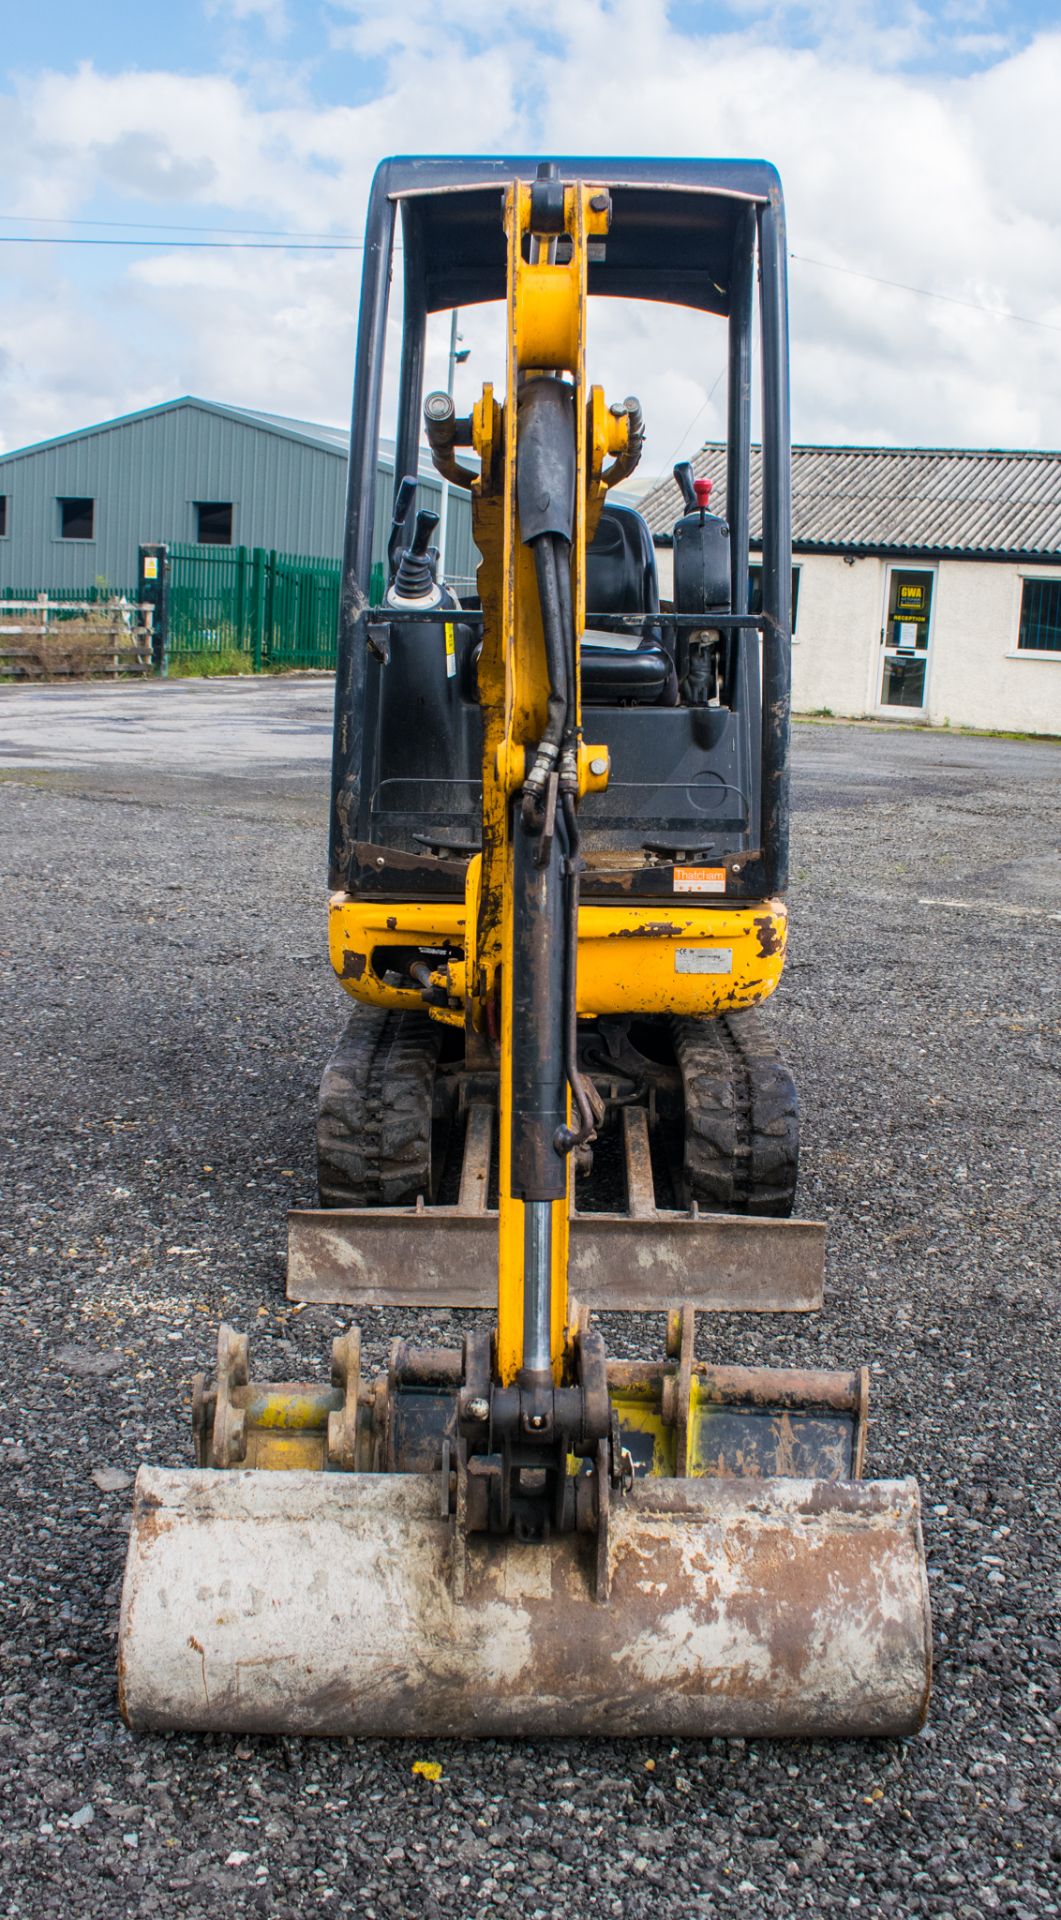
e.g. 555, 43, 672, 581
640, 444, 1061, 560
0, 396, 351, 463
0, 397, 451, 480
220, 403, 349, 453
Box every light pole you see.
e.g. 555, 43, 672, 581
437, 308, 470, 580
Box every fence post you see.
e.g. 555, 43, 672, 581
262, 550, 278, 671
303, 571, 316, 666
139, 544, 169, 675
235, 546, 248, 652
250, 549, 267, 671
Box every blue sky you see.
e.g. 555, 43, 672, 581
6, 0, 1058, 88
3, 2, 1061, 463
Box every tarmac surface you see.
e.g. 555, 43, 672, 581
1, 676, 1059, 1919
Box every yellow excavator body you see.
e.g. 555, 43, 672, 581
117, 156, 931, 1740
326, 892, 789, 1021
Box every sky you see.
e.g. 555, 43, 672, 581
2, 0, 1060, 477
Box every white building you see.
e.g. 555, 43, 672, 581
641, 445, 1061, 735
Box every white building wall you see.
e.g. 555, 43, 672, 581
653, 544, 1061, 734
926, 559, 1061, 733
790, 554, 885, 718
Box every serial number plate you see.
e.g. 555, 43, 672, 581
675, 947, 733, 974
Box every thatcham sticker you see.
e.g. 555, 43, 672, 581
675, 948, 733, 974
673, 866, 726, 893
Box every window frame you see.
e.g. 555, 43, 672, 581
748, 561, 801, 633
1014, 574, 1061, 659
0, 494, 7, 539
57, 496, 96, 542
194, 500, 234, 546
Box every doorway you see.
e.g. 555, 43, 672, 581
879, 567, 935, 710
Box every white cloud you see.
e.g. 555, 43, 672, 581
0, 9, 1059, 467
204, 0, 290, 40
128, 247, 365, 426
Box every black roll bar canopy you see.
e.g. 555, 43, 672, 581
330, 156, 791, 895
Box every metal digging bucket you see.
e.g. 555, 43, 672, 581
118, 1466, 930, 1740
117, 1317, 932, 1739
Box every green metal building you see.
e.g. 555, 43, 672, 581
0, 396, 477, 595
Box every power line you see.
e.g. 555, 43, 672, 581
0, 235, 365, 251
0, 213, 363, 239
661, 364, 727, 475
791, 251, 1061, 335
2, 222, 1055, 335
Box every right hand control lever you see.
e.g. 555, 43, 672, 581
673, 461, 698, 512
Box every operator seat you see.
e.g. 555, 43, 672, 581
582, 500, 677, 705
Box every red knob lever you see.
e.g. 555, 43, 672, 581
693, 477, 713, 509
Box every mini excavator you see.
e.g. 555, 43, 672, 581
118, 157, 932, 1738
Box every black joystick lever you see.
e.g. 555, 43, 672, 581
393, 507, 441, 599
387, 474, 419, 580
673, 461, 698, 512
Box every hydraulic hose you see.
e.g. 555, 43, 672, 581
516, 377, 576, 825
523, 540, 601, 1155
522, 533, 570, 827
537, 536, 570, 721
554, 791, 604, 1156
553, 536, 579, 788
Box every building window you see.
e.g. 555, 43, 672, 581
1018, 578, 1061, 653
59, 497, 94, 540
0, 496, 6, 538
195, 501, 233, 545
748, 564, 801, 631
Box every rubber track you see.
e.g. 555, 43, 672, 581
671, 1009, 799, 1218
316, 1006, 442, 1208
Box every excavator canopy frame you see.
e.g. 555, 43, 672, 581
329, 155, 792, 900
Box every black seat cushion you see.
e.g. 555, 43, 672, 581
582, 502, 675, 703
581, 630, 676, 705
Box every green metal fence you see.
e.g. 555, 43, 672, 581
5, 552, 393, 675
166, 544, 343, 669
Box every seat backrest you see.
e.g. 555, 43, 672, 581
586, 500, 659, 617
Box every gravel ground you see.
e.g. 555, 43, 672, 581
1, 680, 1059, 1919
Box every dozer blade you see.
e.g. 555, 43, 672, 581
286, 1208, 825, 1314
290, 1102, 825, 1312
118, 1466, 930, 1739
